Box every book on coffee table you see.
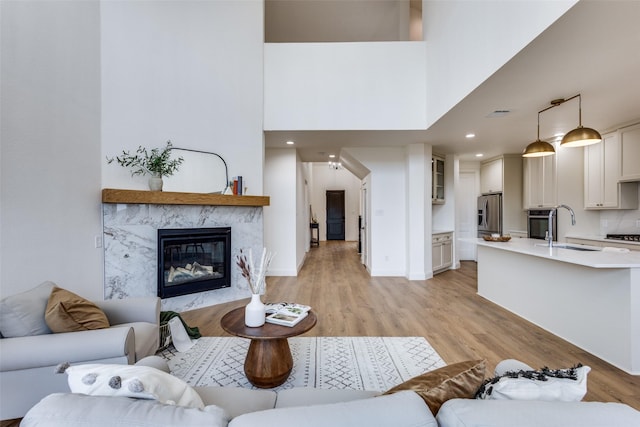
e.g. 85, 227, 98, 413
264, 302, 311, 327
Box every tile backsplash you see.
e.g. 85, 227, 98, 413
600, 186, 640, 235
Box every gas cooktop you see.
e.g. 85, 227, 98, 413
606, 234, 640, 242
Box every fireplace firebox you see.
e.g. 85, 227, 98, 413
157, 227, 231, 298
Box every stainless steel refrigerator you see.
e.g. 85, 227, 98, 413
477, 194, 502, 238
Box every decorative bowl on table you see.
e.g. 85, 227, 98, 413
482, 235, 512, 242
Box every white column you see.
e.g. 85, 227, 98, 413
406, 143, 430, 280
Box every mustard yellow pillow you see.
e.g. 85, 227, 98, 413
45, 287, 110, 332
383, 359, 486, 415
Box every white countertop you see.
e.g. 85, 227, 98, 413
432, 229, 454, 234
565, 233, 640, 247
462, 237, 640, 269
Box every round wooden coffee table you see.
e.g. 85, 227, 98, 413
220, 306, 317, 388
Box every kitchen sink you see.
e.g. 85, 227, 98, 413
535, 243, 601, 252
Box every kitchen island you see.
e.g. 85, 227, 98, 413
466, 237, 640, 375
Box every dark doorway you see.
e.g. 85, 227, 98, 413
326, 190, 345, 240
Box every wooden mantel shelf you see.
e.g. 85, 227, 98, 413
102, 189, 270, 207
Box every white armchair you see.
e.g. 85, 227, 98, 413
0, 295, 160, 420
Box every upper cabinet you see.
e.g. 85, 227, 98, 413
523, 155, 557, 209
584, 131, 638, 209
480, 157, 503, 194
432, 155, 445, 204
620, 122, 640, 182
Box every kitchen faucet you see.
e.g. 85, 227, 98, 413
547, 204, 576, 247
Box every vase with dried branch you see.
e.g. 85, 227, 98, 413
237, 248, 275, 327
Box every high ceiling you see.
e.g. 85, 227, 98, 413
264, 1, 640, 163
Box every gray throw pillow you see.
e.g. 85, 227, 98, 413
0, 281, 55, 337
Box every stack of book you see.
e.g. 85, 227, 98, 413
264, 302, 311, 327
231, 176, 243, 195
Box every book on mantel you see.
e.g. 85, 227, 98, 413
264, 302, 311, 327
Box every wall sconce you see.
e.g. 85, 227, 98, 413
328, 161, 342, 170
522, 94, 601, 157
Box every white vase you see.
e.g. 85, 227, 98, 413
245, 294, 266, 327
148, 175, 163, 191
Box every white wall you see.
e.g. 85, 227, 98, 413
101, 0, 264, 195
405, 144, 429, 280
264, 148, 298, 276
344, 147, 406, 276
1, 0, 103, 299
423, 0, 576, 127
1, 0, 266, 300
296, 160, 312, 272
264, 41, 427, 130
309, 163, 362, 242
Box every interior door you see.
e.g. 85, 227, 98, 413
326, 190, 345, 240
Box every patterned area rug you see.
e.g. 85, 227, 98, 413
158, 336, 446, 391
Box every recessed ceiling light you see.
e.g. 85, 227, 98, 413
466, 133, 476, 139
475, 153, 484, 157
286, 140, 295, 145
329, 154, 336, 158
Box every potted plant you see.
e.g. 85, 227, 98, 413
107, 141, 184, 191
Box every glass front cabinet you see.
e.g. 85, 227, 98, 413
432, 155, 445, 204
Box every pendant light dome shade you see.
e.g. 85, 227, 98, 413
522, 139, 556, 157
523, 106, 556, 158
523, 94, 601, 156
560, 126, 602, 147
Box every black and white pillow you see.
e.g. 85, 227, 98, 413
476, 359, 590, 402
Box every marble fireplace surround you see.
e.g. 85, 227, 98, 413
102, 189, 270, 313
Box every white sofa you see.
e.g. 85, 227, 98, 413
20, 357, 640, 427
0, 282, 160, 420
21, 386, 640, 427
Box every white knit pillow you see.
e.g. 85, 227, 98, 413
477, 364, 590, 402
65, 364, 205, 409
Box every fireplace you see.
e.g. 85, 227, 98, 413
157, 227, 231, 298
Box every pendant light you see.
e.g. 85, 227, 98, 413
560, 94, 602, 147
522, 94, 601, 157
522, 110, 555, 157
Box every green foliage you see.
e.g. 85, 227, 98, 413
107, 141, 184, 177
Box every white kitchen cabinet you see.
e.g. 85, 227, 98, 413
432, 155, 445, 204
480, 158, 503, 194
619, 122, 640, 181
523, 155, 557, 209
432, 232, 452, 273
584, 131, 638, 209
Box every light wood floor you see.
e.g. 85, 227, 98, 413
181, 240, 640, 410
